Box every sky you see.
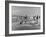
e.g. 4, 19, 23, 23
12, 6, 41, 16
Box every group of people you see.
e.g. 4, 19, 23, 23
18, 15, 40, 24
12, 15, 40, 24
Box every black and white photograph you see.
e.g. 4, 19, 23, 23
12, 6, 40, 30
5, 1, 45, 36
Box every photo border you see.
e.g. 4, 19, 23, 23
5, 1, 45, 36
